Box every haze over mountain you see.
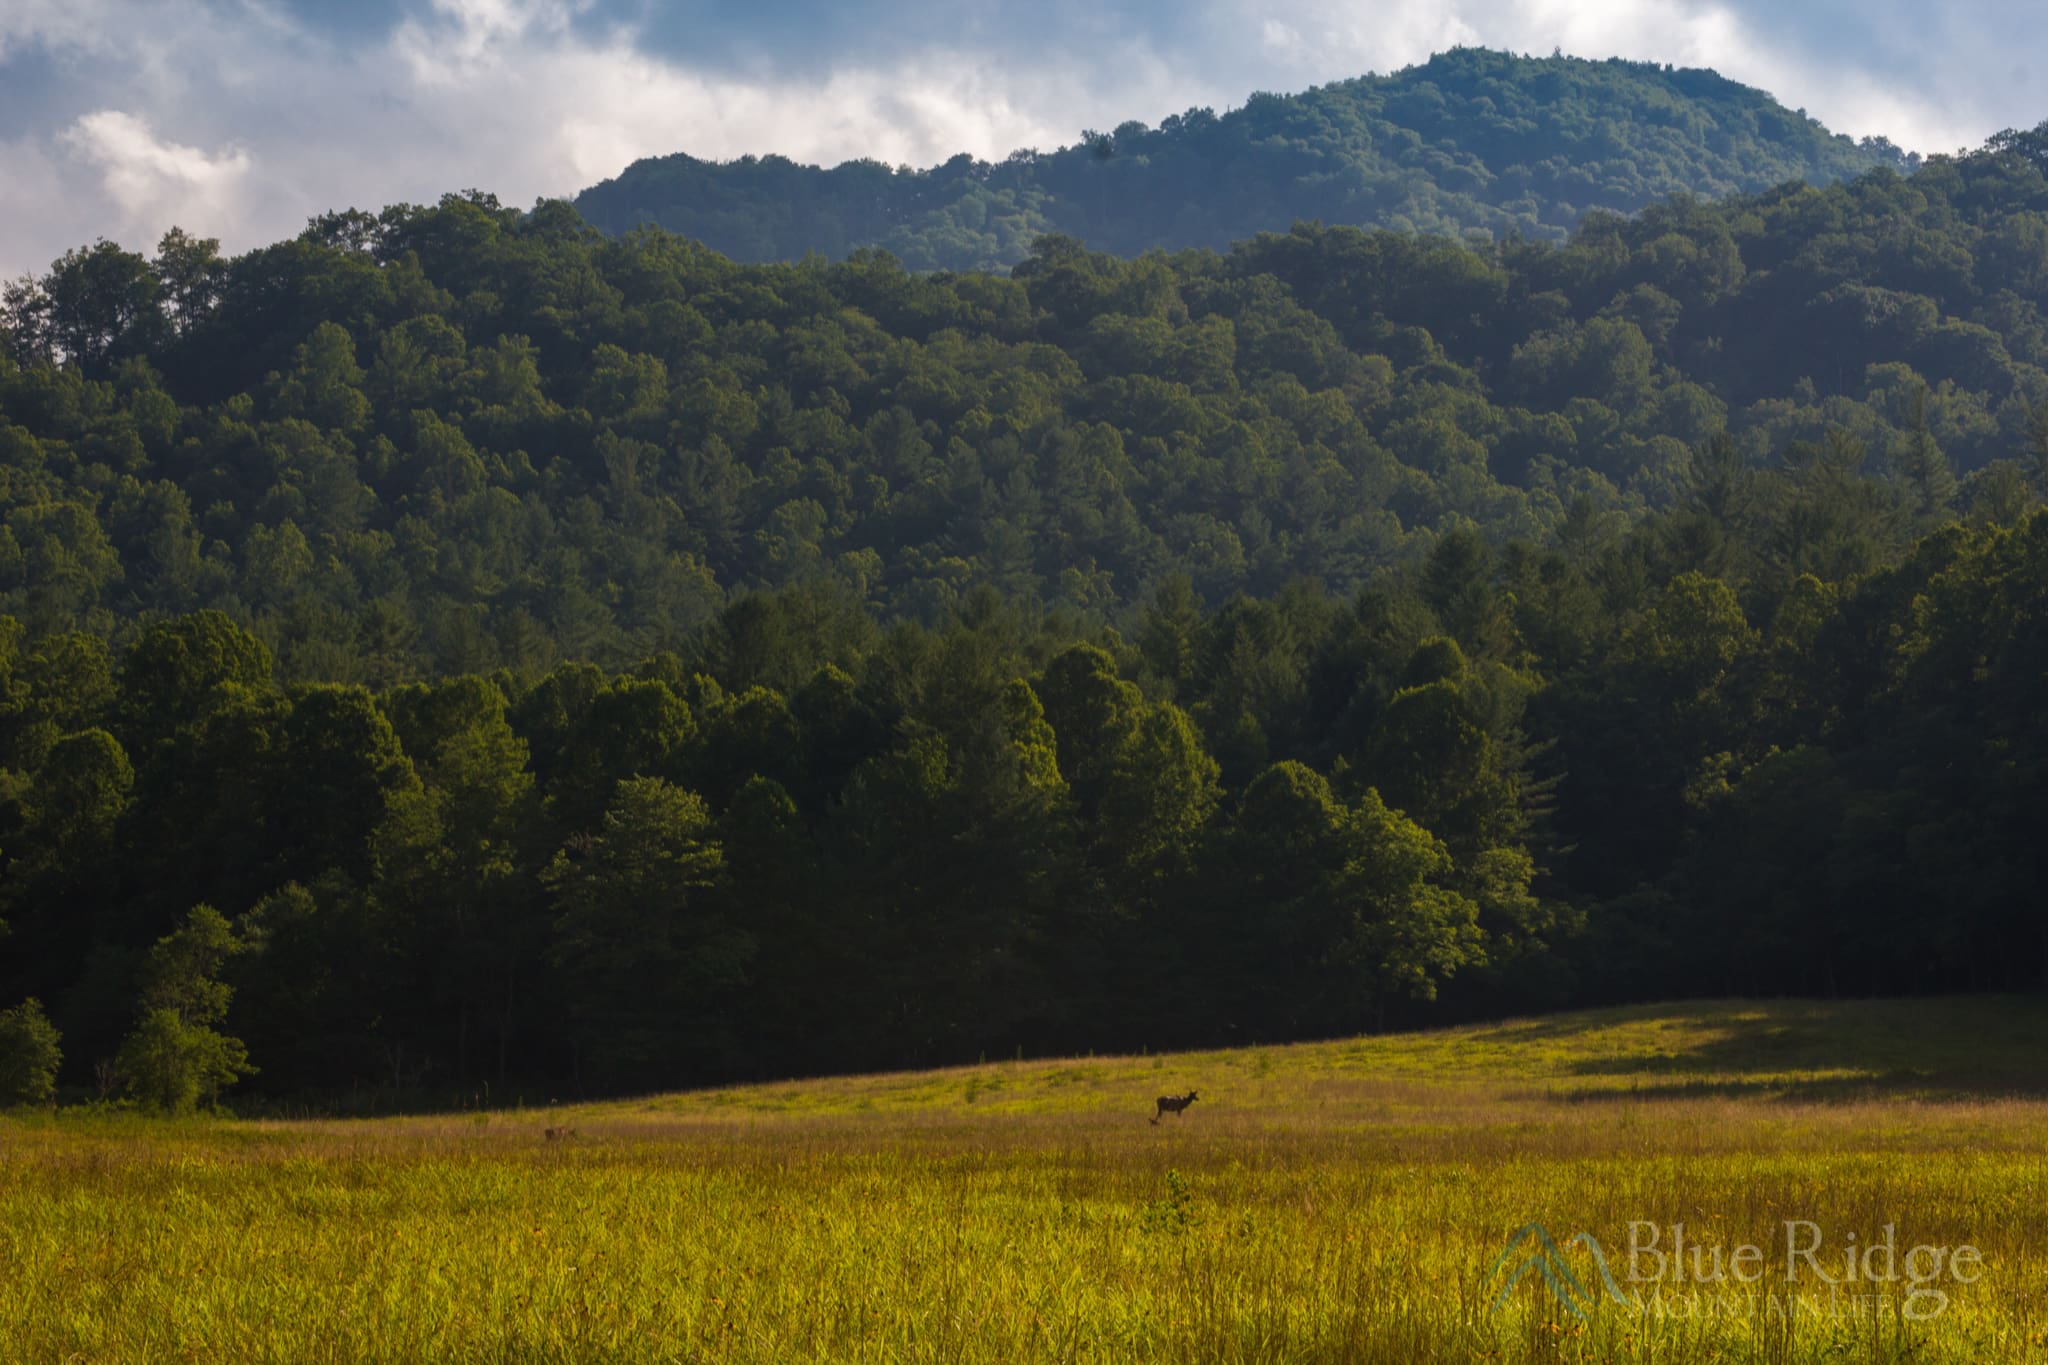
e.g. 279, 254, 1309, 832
575, 49, 1912, 271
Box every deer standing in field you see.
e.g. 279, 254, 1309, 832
544, 1126, 578, 1141
1151, 1090, 1199, 1124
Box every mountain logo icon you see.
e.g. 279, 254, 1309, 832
1484, 1222, 1637, 1319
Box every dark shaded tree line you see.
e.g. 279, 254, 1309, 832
7, 472, 2048, 1106
0, 592, 1528, 1103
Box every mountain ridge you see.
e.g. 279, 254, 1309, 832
574, 47, 1914, 271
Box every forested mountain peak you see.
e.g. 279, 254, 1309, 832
572, 47, 1912, 271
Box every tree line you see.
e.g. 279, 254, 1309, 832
6, 481, 2048, 1109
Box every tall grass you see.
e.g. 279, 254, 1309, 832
4, 998, 2046, 1362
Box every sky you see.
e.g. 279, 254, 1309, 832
0, 0, 2041, 280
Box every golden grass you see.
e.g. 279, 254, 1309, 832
5, 997, 2048, 1362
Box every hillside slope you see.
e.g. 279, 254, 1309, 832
584, 996, 2048, 1118
573, 47, 1910, 270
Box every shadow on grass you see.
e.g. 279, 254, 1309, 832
1551, 996, 2048, 1104
1556, 1070, 2048, 1104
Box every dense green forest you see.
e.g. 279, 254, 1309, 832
575, 49, 1910, 271
2, 116, 2048, 1107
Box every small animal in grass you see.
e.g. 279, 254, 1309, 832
1151, 1090, 1199, 1124
543, 1126, 578, 1141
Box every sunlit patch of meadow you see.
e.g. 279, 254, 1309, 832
4, 998, 2047, 1362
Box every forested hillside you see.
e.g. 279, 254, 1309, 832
574, 48, 1909, 271
2, 121, 2047, 1107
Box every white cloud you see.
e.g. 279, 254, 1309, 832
59, 111, 254, 242
397, 0, 582, 84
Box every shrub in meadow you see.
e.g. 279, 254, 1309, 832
0, 997, 61, 1106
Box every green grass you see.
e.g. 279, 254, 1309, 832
6, 998, 2048, 1363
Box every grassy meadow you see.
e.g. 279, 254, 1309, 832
5, 997, 2048, 1363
